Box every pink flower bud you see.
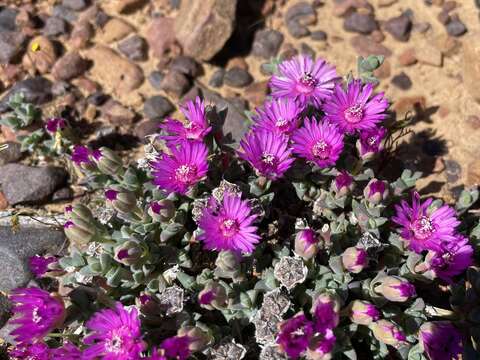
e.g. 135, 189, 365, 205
376, 276, 416, 302
178, 326, 212, 352
198, 281, 228, 310
332, 171, 354, 197
148, 200, 176, 223
341, 247, 368, 273
348, 300, 380, 325
294, 229, 319, 260
370, 320, 406, 346
364, 179, 389, 204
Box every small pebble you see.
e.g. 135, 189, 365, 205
310, 30, 327, 41
224, 67, 253, 88
286, 20, 310, 38
148, 71, 165, 90
209, 69, 225, 88
391, 72, 412, 90
446, 19, 467, 37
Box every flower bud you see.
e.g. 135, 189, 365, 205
198, 281, 228, 310
114, 240, 144, 266
214, 250, 242, 279
178, 326, 212, 352
294, 229, 319, 260
92, 147, 123, 176
148, 200, 175, 222
311, 293, 340, 330
348, 300, 380, 325
105, 186, 137, 214
363, 179, 389, 204
341, 246, 368, 273
376, 276, 416, 302
29, 255, 61, 278
332, 171, 354, 197
71, 145, 97, 172
370, 320, 406, 346
45, 117, 67, 133
356, 127, 387, 162
64, 204, 96, 245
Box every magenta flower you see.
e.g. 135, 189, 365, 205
50, 342, 82, 359
151, 140, 209, 195
198, 193, 260, 253
270, 55, 338, 108
71, 145, 92, 166
83, 303, 145, 360
291, 118, 344, 168
45, 117, 67, 133
277, 313, 314, 359
160, 336, 191, 360
357, 127, 387, 158
253, 98, 303, 135
324, 80, 388, 133
427, 235, 473, 283
29, 255, 58, 278
312, 300, 339, 333
238, 130, 295, 180
419, 322, 463, 360
307, 328, 336, 359
161, 97, 211, 143
9, 287, 65, 343
334, 171, 353, 191
10, 342, 50, 360
392, 192, 460, 253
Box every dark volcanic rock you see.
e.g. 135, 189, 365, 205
384, 13, 412, 42
0, 31, 25, 64
160, 70, 191, 97
446, 19, 467, 37
169, 56, 200, 78
0, 164, 68, 205
391, 72, 412, 90
344, 13, 378, 34
285, 2, 316, 25
43, 16, 69, 36
286, 20, 310, 38
0, 224, 65, 291
224, 67, 253, 88
0, 77, 52, 113
0, 7, 17, 32
118, 35, 147, 61
252, 29, 284, 59
134, 119, 160, 143
209, 69, 225, 88
148, 71, 165, 89
144, 95, 174, 120
0, 142, 22, 165
311, 30, 327, 41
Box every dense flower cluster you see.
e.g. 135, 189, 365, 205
4, 55, 479, 360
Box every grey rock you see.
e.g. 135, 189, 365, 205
0, 77, 52, 113
311, 30, 327, 41
446, 19, 467, 37
0, 224, 65, 292
43, 16, 69, 36
384, 13, 412, 42
160, 70, 191, 97
169, 56, 199, 78
285, 2, 316, 25
209, 69, 225, 88
118, 35, 147, 61
0, 31, 25, 64
344, 13, 378, 34
200, 86, 249, 145
252, 29, 284, 59
0, 164, 68, 205
286, 20, 310, 38
0, 142, 22, 165
391, 72, 412, 90
134, 119, 160, 143
224, 67, 253, 88
51, 187, 73, 202
51, 51, 88, 81
144, 95, 174, 120
0, 7, 18, 32
52, 5, 78, 23
445, 159, 461, 183
147, 71, 165, 89
62, 0, 89, 11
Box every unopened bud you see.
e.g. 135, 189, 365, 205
105, 186, 137, 214
215, 251, 242, 279
341, 247, 368, 273
178, 326, 212, 352
114, 240, 145, 266
294, 229, 319, 260
198, 281, 228, 310
363, 179, 389, 204
332, 171, 354, 197
64, 204, 96, 245
148, 200, 175, 222
370, 320, 406, 346
348, 300, 380, 325
376, 276, 416, 302
92, 147, 123, 176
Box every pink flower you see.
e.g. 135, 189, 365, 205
270, 55, 338, 108
253, 98, 303, 135
277, 313, 314, 359
151, 140, 209, 195
28, 255, 58, 278
198, 193, 260, 253
291, 117, 344, 168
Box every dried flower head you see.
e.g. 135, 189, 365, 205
274, 256, 308, 290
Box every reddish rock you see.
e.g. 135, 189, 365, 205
22, 36, 57, 74
52, 51, 88, 81
175, 0, 237, 61
100, 18, 134, 43
69, 21, 93, 49
373, 59, 391, 79
146, 17, 177, 60
102, 99, 136, 125
398, 48, 417, 66
244, 81, 270, 107
350, 35, 392, 57
0, 192, 8, 210
466, 115, 480, 130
